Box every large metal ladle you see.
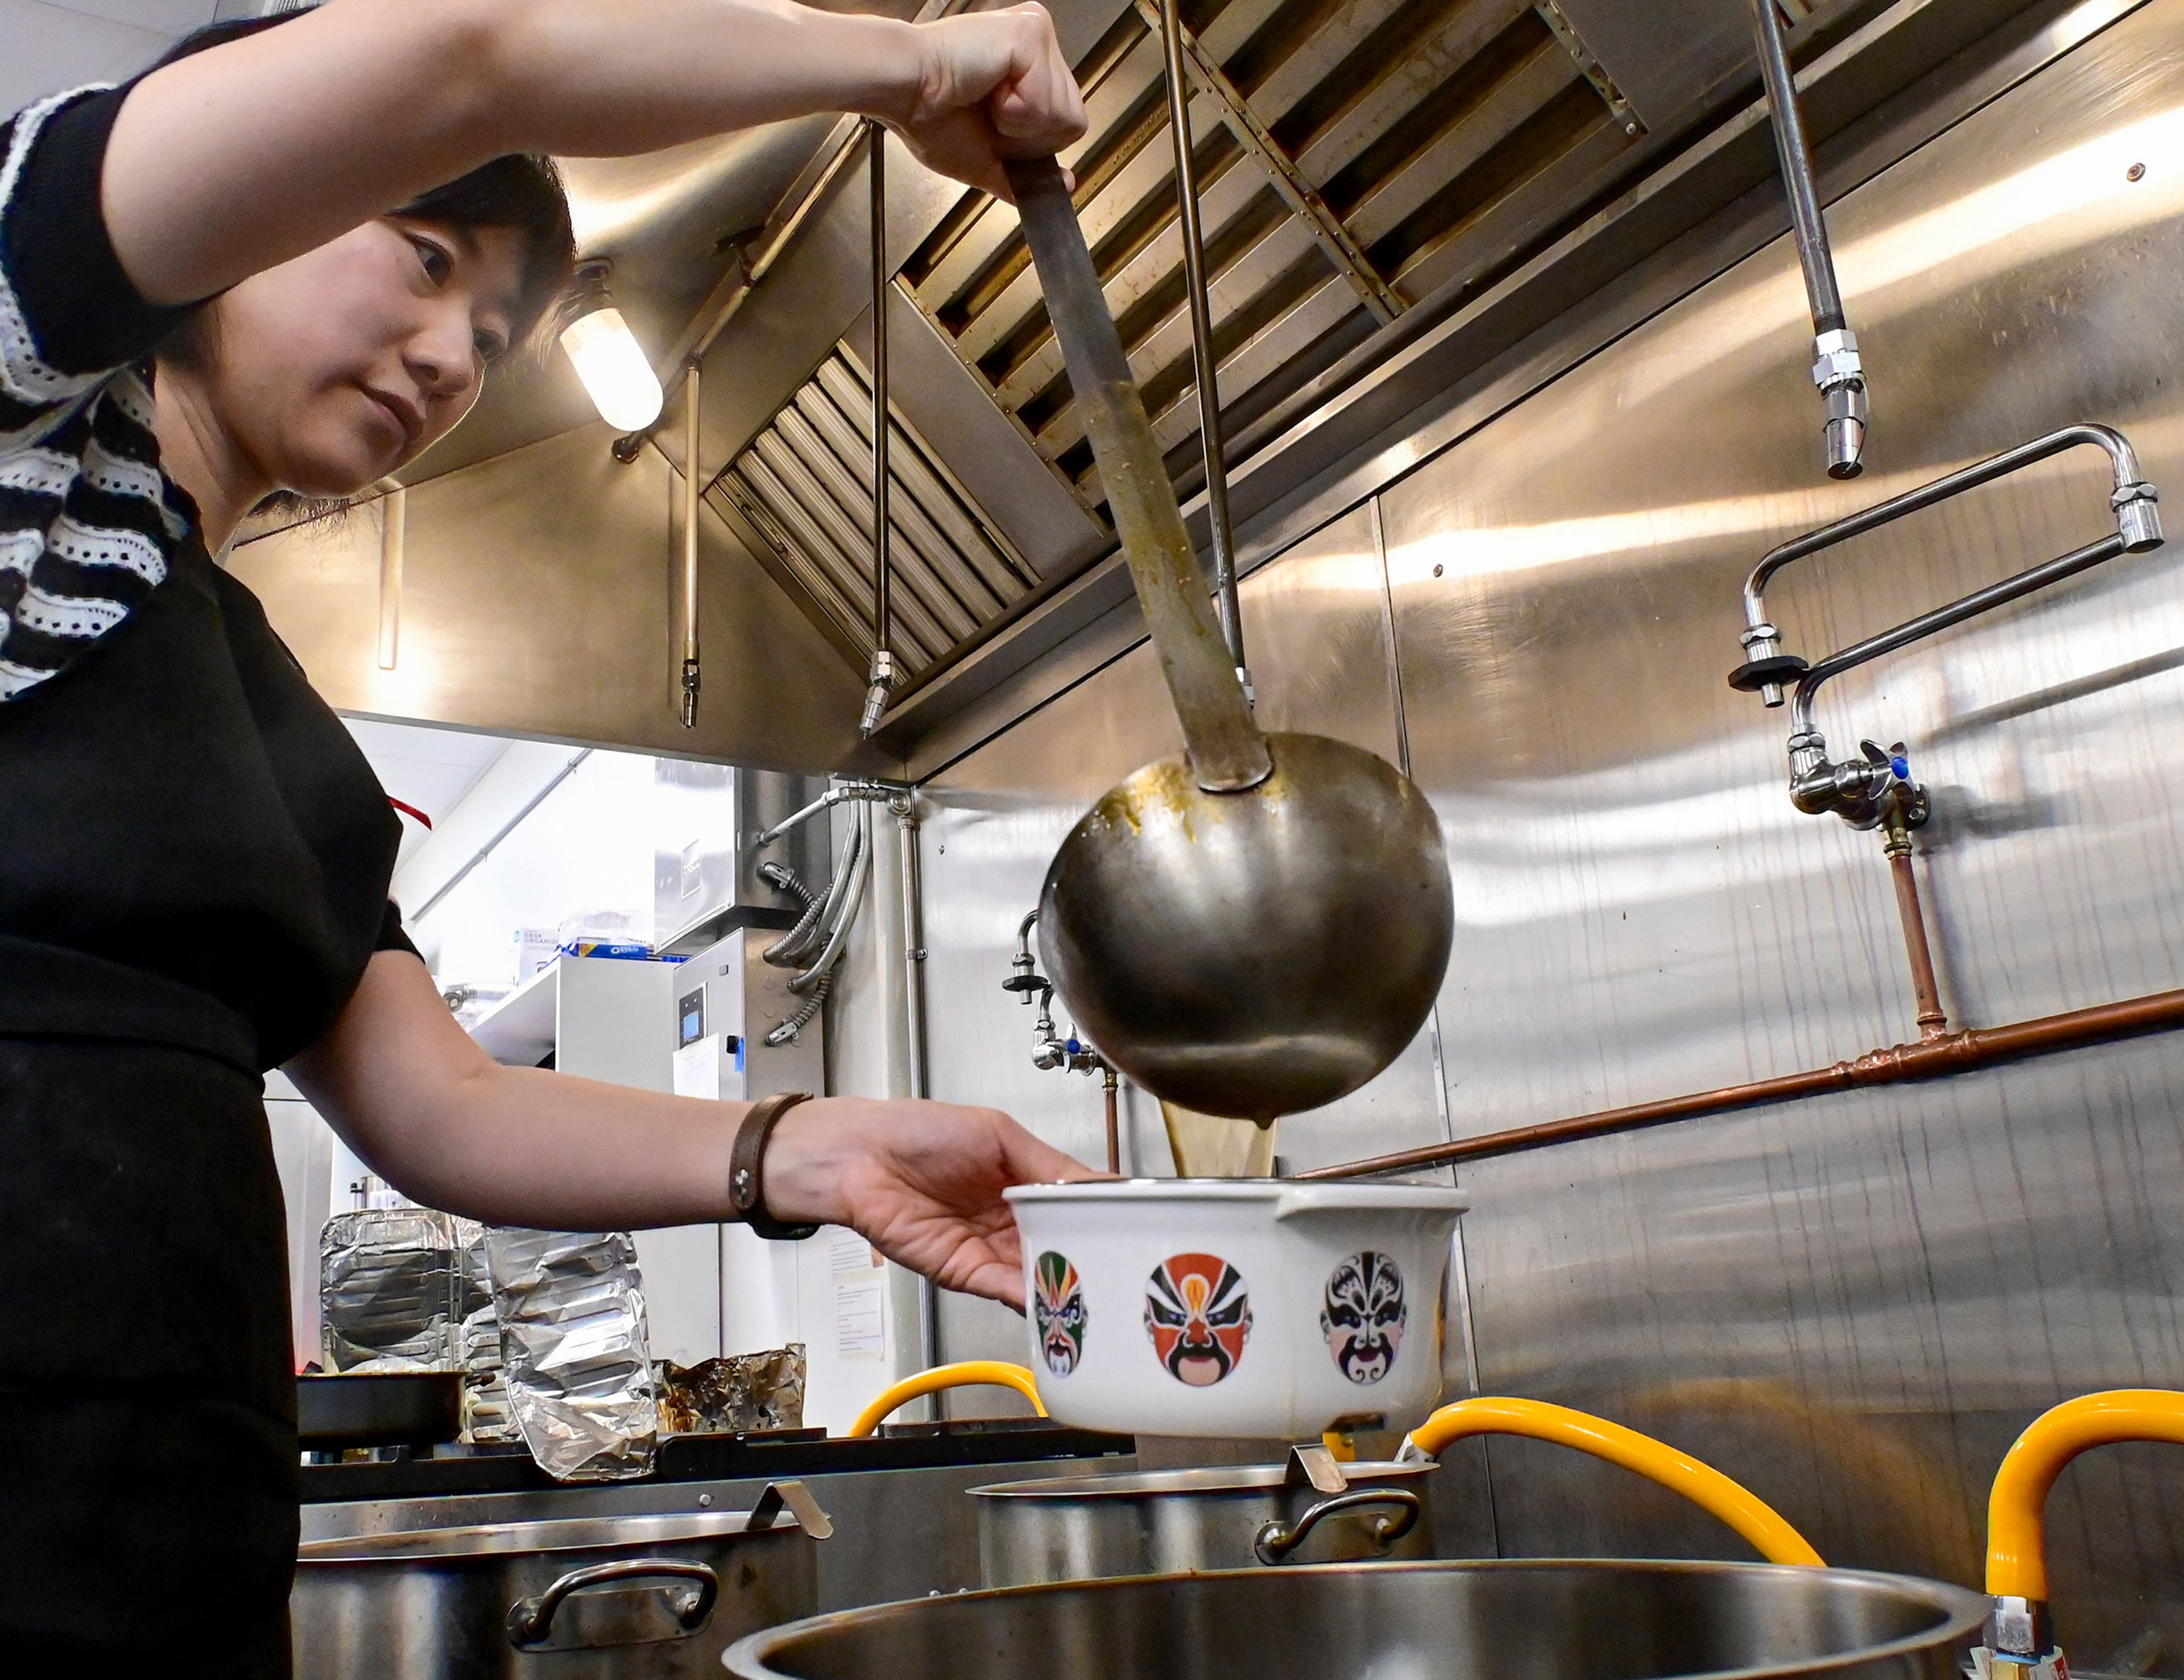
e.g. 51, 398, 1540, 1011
1006, 156, 1452, 1122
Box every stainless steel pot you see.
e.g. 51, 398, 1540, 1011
969, 1448, 1435, 1584
294, 1480, 828, 1678
725, 1558, 1990, 1680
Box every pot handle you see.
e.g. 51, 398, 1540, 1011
505, 1558, 718, 1651
1254, 1487, 1422, 1565
846, 1360, 1046, 1438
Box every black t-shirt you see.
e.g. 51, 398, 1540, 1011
0, 82, 414, 1073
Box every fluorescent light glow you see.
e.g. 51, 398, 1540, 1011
560, 306, 663, 432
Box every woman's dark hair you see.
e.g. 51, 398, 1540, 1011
151, 10, 578, 357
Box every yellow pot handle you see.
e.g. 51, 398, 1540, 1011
1403, 1397, 1823, 1567
846, 1360, 1046, 1439
1987, 1389, 2184, 1600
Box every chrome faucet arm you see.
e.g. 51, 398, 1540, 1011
1788, 529, 2129, 739
1731, 424, 2160, 711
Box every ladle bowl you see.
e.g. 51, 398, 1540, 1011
1004, 155, 1455, 1119
1040, 733, 1451, 1118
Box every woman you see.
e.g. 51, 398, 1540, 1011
0, 0, 1090, 1668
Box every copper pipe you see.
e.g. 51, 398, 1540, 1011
1298, 987, 2184, 1180
1886, 827, 1949, 1040
1103, 1065, 1121, 1175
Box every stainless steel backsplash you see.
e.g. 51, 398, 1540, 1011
911, 2, 2184, 1663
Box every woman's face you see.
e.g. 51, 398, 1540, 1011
196, 216, 526, 496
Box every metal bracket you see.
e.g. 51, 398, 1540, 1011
1129, 0, 1403, 324
1535, 1, 1645, 137
749, 1479, 834, 1540
1284, 1442, 1350, 1494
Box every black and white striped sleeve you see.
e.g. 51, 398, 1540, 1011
0, 83, 195, 701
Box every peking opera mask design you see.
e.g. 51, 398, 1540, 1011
1032, 1251, 1088, 1376
1143, 1253, 1252, 1387
1320, 1251, 1407, 1385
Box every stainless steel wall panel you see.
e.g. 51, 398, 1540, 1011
230, 424, 862, 772
889, 3, 2184, 1652
1362, 0, 2184, 1659
1458, 1032, 2184, 1661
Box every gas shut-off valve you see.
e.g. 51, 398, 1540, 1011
1004, 911, 1104, 1074
1792, 738, 1927, 832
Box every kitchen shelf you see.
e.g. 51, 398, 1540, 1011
468, 961, 559, 1066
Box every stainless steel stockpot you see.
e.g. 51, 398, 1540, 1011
293, 1484, 826, 1679
969, 1453, 1435, 1584
725, 1558, 1991, 1680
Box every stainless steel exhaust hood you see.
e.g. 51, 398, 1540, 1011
690, 0, 1912, 742
234, 0, 2059, 774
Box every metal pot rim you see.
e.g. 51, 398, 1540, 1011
1004, 1179, 1466, 1207
967, 1460, 1433, 1499
298, 1508, 799, 1566
725, 1558, 1991, 1680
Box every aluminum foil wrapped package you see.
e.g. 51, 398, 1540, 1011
657, 1344, 806, 1434
456, 1224, 518, 1444
485, 1228, 656, 1481
320, 1209, 483, 1372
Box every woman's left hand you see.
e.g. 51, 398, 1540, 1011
763, 1096, 1102, 1309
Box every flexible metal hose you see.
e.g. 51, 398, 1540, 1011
759, 860, 824, 967
771, 816, 863, 969
765, 970, 829, 1045
790, 804, 871, 994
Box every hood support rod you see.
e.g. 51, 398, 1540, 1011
1160, 0, 1249, 700
1749, 0, 1868, 479
860, 119, 896, 736
680, 359, 701, 727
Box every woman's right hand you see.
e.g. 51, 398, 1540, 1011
884, 3, 1088, 201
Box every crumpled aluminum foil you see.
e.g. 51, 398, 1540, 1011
456, 1226, 518, 1444
320, 1209, 488, 1373
485, 1228, 657, 1481
657, 1344, 807, 1435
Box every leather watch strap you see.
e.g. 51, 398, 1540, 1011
730, 1091, 820, 1240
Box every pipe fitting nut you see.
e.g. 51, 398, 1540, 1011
1811, 329, 1865, 391
1984, 1596, 2055, 1664
2114, 481, 2164, 552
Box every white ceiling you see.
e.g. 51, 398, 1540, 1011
0, 0, 225, 119
343, 718, 509, 869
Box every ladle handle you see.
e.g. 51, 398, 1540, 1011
1004, 155, 1269, 792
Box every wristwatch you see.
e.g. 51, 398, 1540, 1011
730, 1090, 820, 1240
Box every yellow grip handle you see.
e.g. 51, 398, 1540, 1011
1405, 1397, 1823, 1567
846, 1360, 1046, 1438
1987, 1389, 2184, 1599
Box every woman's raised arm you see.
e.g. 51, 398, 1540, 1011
102, 0, 1083, 308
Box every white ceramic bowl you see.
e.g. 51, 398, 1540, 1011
1004, 1180, 1467, 1439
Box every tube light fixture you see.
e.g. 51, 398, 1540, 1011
559, 261, 663, 433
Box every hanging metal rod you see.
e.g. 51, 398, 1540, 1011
1749, 0, 1868, 479
861, 118, 897, 738
1160, 0, 1247, 693
680, 359, 701, 727
1129, 0, 1400, 324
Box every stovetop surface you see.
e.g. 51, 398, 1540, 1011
300, 1418, 1132, 1502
